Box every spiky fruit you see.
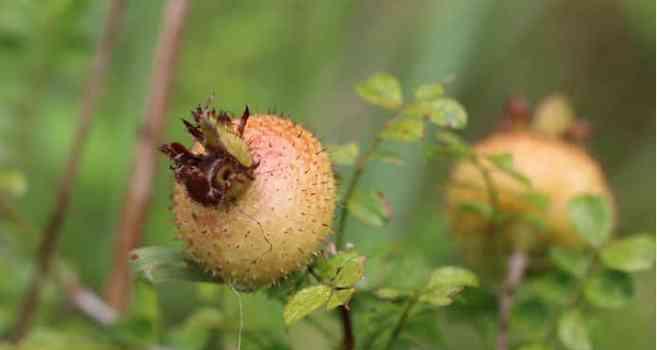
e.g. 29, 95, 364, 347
162, 104, 336, 290
446, 98, 614, 253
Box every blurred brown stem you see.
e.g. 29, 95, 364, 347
0, 199, 118, 327
8, 0, 126, 342
496, 251, 528, 350
104, 0, 190, 312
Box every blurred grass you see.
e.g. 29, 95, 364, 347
0, 0, 654, 349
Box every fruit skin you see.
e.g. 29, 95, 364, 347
447, 131, 614, 250
171, 115, 336, 290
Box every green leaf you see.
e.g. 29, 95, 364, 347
326, 288, 355, 309
414, 83, 445, 101
523, 191, 551, 211
0, 169, 27, 197
327, 143, 359, 166
558, 310, 591, 350
419, 266, 479, 306
315, 251, 366, 288
347, 190, 392, 227
434, 130, 472, 158
371, 150, 403, 165
355, 73, 402, 109
525, 271, 575, 305
374, 288, 409, 301
549, 248, 591, 278
130, 246, 214, 284
486, 153, 531, 187
426, 98, 468, 129
600, 234, 656, 272
568, 195, 613, 248
457, 201, 494, 219
380, 116, 424, 142
584, 269, 634, 308
283, 285, 332, 325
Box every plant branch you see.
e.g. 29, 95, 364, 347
8, 0, 126, 342
385, 297, 418, 350
335, 136, 383, 249
339, 305, 355, 350
496, 250, 528, 350
104, 0, 190, 312
0, 198, 119, 328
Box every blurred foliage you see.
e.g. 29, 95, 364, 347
0, 0, 654, 349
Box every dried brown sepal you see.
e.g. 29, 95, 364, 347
160, 104, 257, 207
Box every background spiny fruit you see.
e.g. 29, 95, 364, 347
446, 96, 614, 255
164, 106, 336, 290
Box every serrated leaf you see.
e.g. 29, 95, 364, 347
326, 288, 355, 309
327, 143, 359, 166
426, 98, 468, 129
130, 246, 214, 284
315, 251, 366, 288
558, 310, 591, 350
347, 190, 392, 227
355, 73, 402, 109
380, 116, 424, 142
486, 153, 531, 187
583, 269, 633, 309
600, 234, 656, 272
549, 248, 591, 278
414, 83, 445, 101
568, 195, 613, 248
0, 169, 27, 197
419, 266, 479, 306
283, 285, 332, 325
335, 256, 366, 287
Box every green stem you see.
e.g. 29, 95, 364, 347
335, 136, 383, 249
385, 297, 418, 350
471, 155, 500, 212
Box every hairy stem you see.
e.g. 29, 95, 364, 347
104, 0, 190, 312
496, 250, 529, 350
8, 0, 126, 342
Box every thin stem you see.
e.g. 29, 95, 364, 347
104, 0, 190, 312
333, 134, 383, 350
385, 297, 418, 350
8, 0, 126, 342
335, 136, 383, 249
496, 250, 529, 350
0, 198, 118, 328
471, 155, 500, 212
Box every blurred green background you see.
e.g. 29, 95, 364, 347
0, 0, 654, 349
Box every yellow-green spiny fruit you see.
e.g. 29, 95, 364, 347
446, 96, 614, 254
161, 104, 336, 290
